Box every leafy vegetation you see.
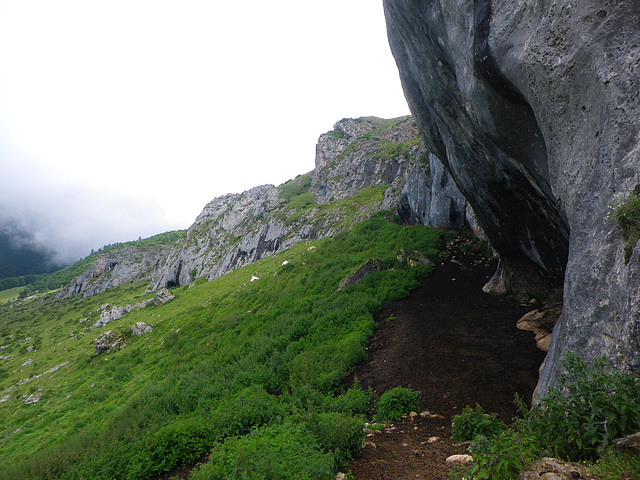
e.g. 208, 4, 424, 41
449, 353, 640, 480
615, 185, 640, 264
374, 386, 420, 421
451, 404, 506, 443
0, 212, 442, 479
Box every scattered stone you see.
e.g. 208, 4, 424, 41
335, 473, 345, 480
92, 306, 125, 328
154, 288, 175, 306
396, 248, 434, 267
282, 260, 289, 266
446, 454, 473, 466
336, 258, 383, 293
22, 358, 33, 366
93, 330, 125, 355
131, 322, 153, 336
517, 457, 595, 480
0, 395, 10, 402
420, 410, 443, 419
516, 304, 562, 352
26, 346, 35, 352
25, 393, 41, 404
615, 431, 640, 453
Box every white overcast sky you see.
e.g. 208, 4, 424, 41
0, 0, 410, 264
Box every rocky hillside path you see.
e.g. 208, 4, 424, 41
345, 234, 546, 479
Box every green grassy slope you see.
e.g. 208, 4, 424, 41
0, 212, 443, 480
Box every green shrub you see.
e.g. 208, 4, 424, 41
375, 386, 420, 421
467, 428, 539, 480
324, 383, 373, 416
127, 418, 214, 479
615, 188, 640, 263
448, 353, 640, 480
297, 412, 365, 470
209, 385, 285, 439
189, 425, 334, 480
451, 404, 506, 442
527, 352, 640, 460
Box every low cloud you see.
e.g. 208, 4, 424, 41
0, 151, 178, 266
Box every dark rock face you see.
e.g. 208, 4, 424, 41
384, 0, 640, 395
396, 153, 467, 229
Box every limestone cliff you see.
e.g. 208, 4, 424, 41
384, 0, 640, 395
55, 245, 171, 299
59, 116, 470, 326
153, 116, 468, 289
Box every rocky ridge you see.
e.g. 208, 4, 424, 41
56, 116, 467, 296
150, 116, 472, 289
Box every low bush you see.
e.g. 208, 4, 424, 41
375, 386, 420, 421
297, 412, 365, 470
449, 353, 640, 480
451, 404, 506, 442
189, 425, 334, 480
527, 352, 640, 461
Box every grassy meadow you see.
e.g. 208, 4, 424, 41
0, 212, 442, 479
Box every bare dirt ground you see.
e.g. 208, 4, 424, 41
345, 234, 546, 480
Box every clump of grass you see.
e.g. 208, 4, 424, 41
615, 185, 640, 264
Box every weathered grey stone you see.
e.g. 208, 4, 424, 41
93, 330, 124, 355
396, 249, 433, 268
131, 322, 152, 336
445, 454, 473, 466
153, 288, 175, 306
615, 432, 640, 453
336, 258, 384, 293
92, 306, 124, 328
384, 0, 640, 396
56, 244, 171, 300
517, 457, 595, 480
24, 393, 41, 405
397, 154, 467, 230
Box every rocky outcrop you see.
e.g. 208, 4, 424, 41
312, 117, 469, 230
93, 330, 124, 355
396, 153, 467, 229
131, 322, 152, 336
56, 245, 170, 300
336, 258, 384, 293
384, 0, 640, 395
517, 305, 562, 353
151, 185, 314, 288
153, 116, 470, 289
